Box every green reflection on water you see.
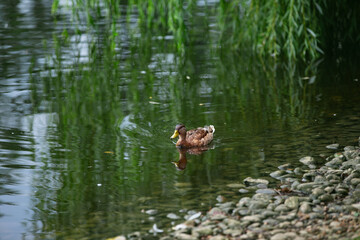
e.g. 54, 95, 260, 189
22, 1, 360, 240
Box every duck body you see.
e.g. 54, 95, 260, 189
170, 124, 215, 148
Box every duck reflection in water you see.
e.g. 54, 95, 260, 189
172, 146, 211, 171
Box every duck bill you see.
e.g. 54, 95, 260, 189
170, 130, 179, 139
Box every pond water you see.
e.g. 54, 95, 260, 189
1, 1, 360, 239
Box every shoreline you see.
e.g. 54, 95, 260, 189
111, 139, 360, 240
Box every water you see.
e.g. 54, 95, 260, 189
1, 1, 360, 239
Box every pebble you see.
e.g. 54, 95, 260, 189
326, 143, 339, 149
284, 196, 299, 209
299, 156, 315, 166
243, 177, 269, 186
239, 189, 249, 193
167, 213, 180, 219
125, 140, 360, 240
299, 202, 312, 213
226, 183, 246, 188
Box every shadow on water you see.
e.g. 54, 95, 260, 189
172, 146, 214, 171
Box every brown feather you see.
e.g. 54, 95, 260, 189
171, 124, 215, 148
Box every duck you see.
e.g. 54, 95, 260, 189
170, 124, 215, 148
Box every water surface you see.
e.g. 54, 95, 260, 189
0, 1, 360, 239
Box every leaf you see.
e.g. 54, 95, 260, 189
51, 0, 59, 15
315, 3, 323, 15
306, 28, 316, 37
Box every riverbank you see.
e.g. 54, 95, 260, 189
111, 139, 360, 240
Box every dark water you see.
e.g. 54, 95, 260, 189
1, 1, 360, 239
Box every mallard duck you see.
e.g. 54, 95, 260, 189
170, 124, 215, 148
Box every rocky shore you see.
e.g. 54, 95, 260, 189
112, 141, 360, 240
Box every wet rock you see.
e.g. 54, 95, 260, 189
145, 209, 158, 215
256, 188, 277, 195
299, 156, 315, 166
241, 214, 263, 223
352, 203, 360, 210
237, 197, 251, 207
239, 189, 249, 194
167, 213, 180, 219
223, 228, 242, 237
263, 218, 279, 226
293, 167, 304, 175
192, 226, 212, 237
270, 170, 286, 179
296, 182, 319, 193
248, 200, 269, 211
262, 210, 278, 218
216, 195, 225, 203
224, 218, 241, 229
326, 143, 339, 149
186, 212, 202, 221
226, 183, 246, 188
284, 196, 299, 210
127, 232, 141, 239
318, 193, 334, 202
326, 157, 343, 167
350, 178, 360, 186
311, 187, 325, 198
243, 177, 269, 186
174, 232, 197, 240
208, 207, 227, 220
271, 232, 302, 240
274, 204, 289, 212
299, 202, 312, 213
209, 235, 228, 240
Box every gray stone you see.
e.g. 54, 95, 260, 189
350, 178, 360, 186
167, 213, 180, 219
237, 209, 250, 216
192, 226, 212, 236
277, 212, 296, 221
263, 218, 279, 226
223, 218, 241, 229
325, 157, 343, 167
312, 187, 325, 197
270, 170, 286, 179
237, 197, 251, 207
271, 232, 299, 240
256, 188, 277, 195
262, 210, 278, 218
207, 207, 226, 220
284, 196, 299, 209
299, 156, 315, 166
326, 143, 339, 149
352, 203, 360, 210
226, 183, 246, 188
324, 186, 334, 194
274, 204, 289, 212
329, 221, 341, 230
299, 202, 312, 213
175, 232, 197, 240
313, 175, 326, 183
249, 200, 269, 211
243, 177, 269, 186
223, 229, 242, 237
145, 209, 158, 215
241, 214, 262, 223
239, 189, 249, 193
318, 194, 334, 202
252, 193, 273, 202
297, 182, 319, 193
209, 235, 228, 240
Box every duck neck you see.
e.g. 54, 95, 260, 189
177, 132, 187, 146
